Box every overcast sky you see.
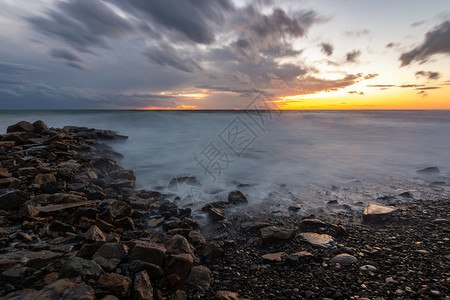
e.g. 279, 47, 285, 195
0, 0, 449, 109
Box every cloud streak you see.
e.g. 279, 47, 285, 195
400, 21, 450, 66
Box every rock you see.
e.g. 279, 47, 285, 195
0, 189, 27, 210
362, 204, 398, 223
170, 290, 187, 300
0, 167, 10, 178
133, 270, 153, 300
33, 173, 56, 185
416, 166, 440, 174
228, 190, 248, 205
128, 260, 164, 279
18, 204, 38, 218
187, 266, 212, 291
95, 218, 115, 233
330, 253, 358, 265
147, 217, 164, 228
129, 243, 166, 267
208, 207, 226, 221
202, 242, 224, 259
288, 204, 302, 212
360, 265, 377, 272
300, 232, 334, 249
32, 120, 49, 133
188, 231, 206, 246
97, 273, 132, 298
214, 291, 239, 300
17, 232, 32, 242
47, 193, 87, 204
93, 243, 129, 271
0, 177, 21, 189
299, 219, 327, 232
158, 201, 180, 219
260, 226, 295, 243
59, 256, 103, 280
165, 253, 194, 288
262, 252, 285, 262
285, 251, 314, 264
7, 121, 35, 133
85, 225, 106, 242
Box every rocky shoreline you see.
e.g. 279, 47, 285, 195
0, 121, 449, 299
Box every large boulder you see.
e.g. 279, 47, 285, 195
187, 266, 212, 291
129, 243, 166, 267
7, 121, 35, 133
97, 273, 132, 298
133, 270, 153, 300
228, 190, 248, 205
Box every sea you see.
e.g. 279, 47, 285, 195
1, 110, 449, 215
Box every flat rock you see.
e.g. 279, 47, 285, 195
59, 256, 103, 280
363, 204, 398, 223
262, 252, 285, 262
93, 243, 129, 271
129, 243, 166, 267
208, 207, 226, 221
97, 273, 132, 298
330, 253, 358, 265
300, 232, 334, 249
7, 121, 35, 133
214, 291, 239, 300
260, 226, 295, 243
416, 166, 440, 174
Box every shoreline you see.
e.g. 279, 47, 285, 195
0, 120, 449, 299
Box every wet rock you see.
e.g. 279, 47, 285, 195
187, 266, 212, 291
0, 189, 27, 210
164, 234, 194, 256
0, 167, 10, 178
5, 278, 95, 300
18, 204, 38, 218
129, 243, 166, 267
59, 256, 103, 280
114, 217, 135, 230
330, 253, 358, 265
32, 120, 49, 133
208, 207, 226, 221
165, 253, 194, 288
416, 166, 440, 174
188, 231, 206, 246
0, 177, 21, 189
85, 225, 106, 242
300, 232, 334, 249
7, 121, 35, 133
262, 252, 285, 262
288, 204, 303, 212
362, 204, 398, 223
95, 218, 115, 233
202, 242, 224, 259
147, 217, 164, 228
128, 260, 164, 279
260, 226, 295, 243
97, 273, 132, 298
33, 173, 56, 185
159, 201, 181, 219
93, 243, 129, 271
214, 290, 239, 300
228, 190, 248, 205
46, 193, 87, 204
133, 270, 153, 300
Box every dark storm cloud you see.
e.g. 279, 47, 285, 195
29, 0, 133, 52
346, 50, 361, 62
196, 85, 264, 96
231, 7, 319, 62
50, 49, 88, 70
400, 21, 450, 66
143, 43, 202, 73
320, 43, 334, 56
415, 70, 441, 80
0, 62, 45, 76
364, 73, 378, 80
109, 0, 234, 44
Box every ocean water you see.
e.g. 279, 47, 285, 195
1, 110, 449, 213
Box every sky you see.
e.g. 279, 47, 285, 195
0, 0, 449, 110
